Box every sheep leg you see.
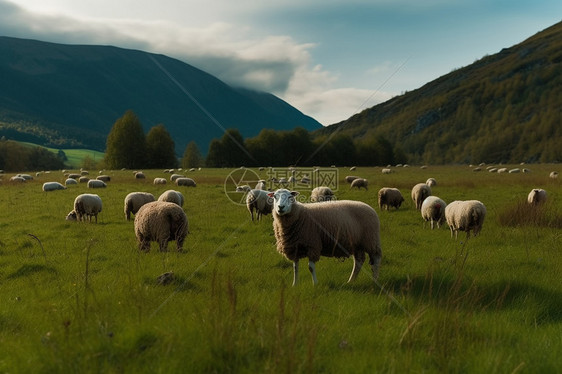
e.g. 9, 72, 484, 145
292, 261, 299, 286
308, 261, 318, 286
348, 256, 364, 283
369, 251, 382, 281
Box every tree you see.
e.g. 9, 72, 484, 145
182, 141, 203, 169
205, 129, 252, 167
104, 110, 147, 169
146, 124, 177, 168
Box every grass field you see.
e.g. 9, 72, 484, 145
18, 142, 105, 169
0, 165, 560, 373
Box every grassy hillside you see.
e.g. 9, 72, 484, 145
0, 165, 560, 372
17, 142, 105, 169
316, 21, 562, 165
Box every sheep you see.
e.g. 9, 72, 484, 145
42, 182, 66, 192
378, 187, 404, 210
124, 192, 156, 220
246, 189, 273, 221
345, 175, 360, 184
134, 201, 188, 252
310, 186, 334, 202
10, 176, 26, 182
411, 183, 432, 210
87, 179, 107, 188
65, 178, 78, 186
236, 185, 251, 193
381, 168, 393, 174
175, 177, 196, 187
170, 173, 185, 182
350, 178, 368, 190
268, 189, 381, 286
70, 193, 103, 223
527, 189, 547, 205
255, 180, 266, 190
425, 178, 437, 187
135, 171, 146, 179
79, 176, 90, 183
18, 174, 33, 180
97, 175, 111, 182
153, 177, 167, 185
80, 170, 89, 176
158, 189, 184, 207
550, 171, 558, 179
445, 200, 487, 240
67, 173, 81, 179
421, 196, 447, 229
508, 168, 520, 174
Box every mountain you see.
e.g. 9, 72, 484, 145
0, 36, 321, 154
315, 21, 562, 164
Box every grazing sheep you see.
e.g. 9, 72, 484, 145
134, 201, 188, 252
345, 175, 360, 184
425, 178, 437, 187
79, 176, 90, 183
97, 175, 111, 182
236, 185, 251, 193
310, 186, 334, 202
67, 173, 81, 179
246, 189, 273, 221
153, 177, 167, 185
18, 174, 34, 180
65, 178, 78, 186
158, 189, 184, 207
350, 178, 368, 190
269, 189, 382, 286
527, 189, 547, 205
135, 171, 146, 179
255, 180, 266, 190
42, 182, 66, 192
87, 179, 107, 189
550, 171, 558, 179
445, 200, 487, 239
421, 196, 447, 229
170, 173, 185, 182
381, 168, 393, 174
124, 192, 156, 220
175, 177, 196, 187
411, 183, 432, 210
10, 176, 26, 182
378, 187, 404, 210
508, 168, 520, 174
70, 193, 103, 223
497, 168, 507, 173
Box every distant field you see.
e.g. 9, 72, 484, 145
0, 165, 560, 373
18, 141, 105, 168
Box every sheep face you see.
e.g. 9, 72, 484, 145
269, 189, 299, 216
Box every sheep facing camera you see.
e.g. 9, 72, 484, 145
223, 167, 339, 206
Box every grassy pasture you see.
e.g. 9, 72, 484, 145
0, 165, 560, 373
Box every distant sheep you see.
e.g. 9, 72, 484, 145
87, 179, 107, 189
445, 200, 486, 239
176, 177, 196, 187
236, 185, 251, 192
310, 186, 334, 202
255, 180, 266, 190
411, 183, 432, 210
135, 172, 146, 179
79, 176, 90, 183
42, 182, 66, 192
508, 168, 520, 174
170, 174, 185, 182
425, 178, 437, 187
158, 189, 184, 207
350, 178, 368, 190
67, 173, 81, 179
269, 189, 381, 285
246, 189, 273, 221
10, 176, 26, 182
550, 171, 558, 179
345, 175, 360, 184
378, 187, 404, 210
381, 168, 393, 174
153, 177, 167, 185
68, 193, 103, 223
97, 175, 111, 182
65, 178, 78, 186
527, 189, 547, 205
421, 196, 447, 229
124, 192, 156, 220
134, 201, 188, 252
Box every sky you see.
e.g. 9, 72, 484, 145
1, 0, 561, 126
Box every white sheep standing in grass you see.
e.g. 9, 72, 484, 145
134, 201, 188, 252
65, 178, 78, 186
176, 177, 196, 187
87, 179, 107, 189
445, 200, 486, 239
246, 189, 273, 221
527, 189, 547, 205
350, 178, 368, 190
425, 178, 437, 187
158, 189, 184, 207
42, 182, 66, 192
124, 192, 156, 220
269, 189, 382, 286
411, 183, 432, 210
67, 193, 103, 223
378, 187, 404, 210
345, 175, 360, 184
153, 177, 167, 185
310, 186, 334, 202
421, 196, 447, 229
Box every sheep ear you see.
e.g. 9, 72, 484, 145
291, 191, 300, 197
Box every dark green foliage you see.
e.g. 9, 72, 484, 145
206, 129, 252, 167
181, 141, 203, 169
0, 139, 64, 171
104, 110, 148, 169
146, 124, 177, 169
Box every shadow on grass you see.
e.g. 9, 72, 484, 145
7, 264, 57, 279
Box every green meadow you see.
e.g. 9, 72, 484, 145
0, 165, 560, 373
